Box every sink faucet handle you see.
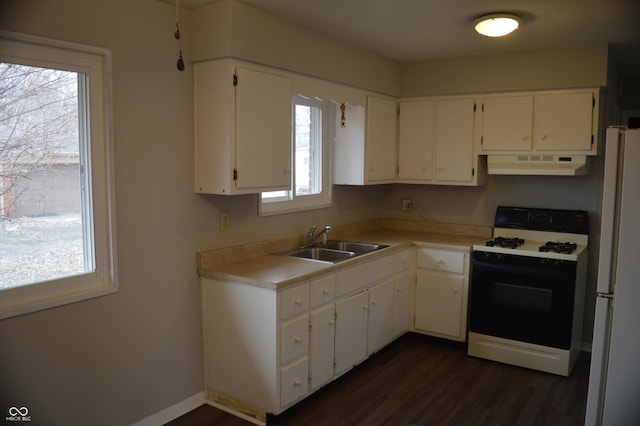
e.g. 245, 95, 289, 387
306, 225, 317, 246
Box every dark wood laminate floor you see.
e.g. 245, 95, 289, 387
166, 333, 590, 426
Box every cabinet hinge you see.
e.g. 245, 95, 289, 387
233, 74, 238, 86
473, 103, 477, 112
591, 134, 594, 145
472, 167, 475, 177
308, 375, 312, 386
308, 321, 312, 332
592, 97, 595, 108
480, 136, 484, 145
482, 103, 485, 112
233, 169, 238, 180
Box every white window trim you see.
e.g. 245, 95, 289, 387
0, 31, 118, 319
259, 95, 333, 216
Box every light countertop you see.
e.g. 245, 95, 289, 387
197, 220, 491, 290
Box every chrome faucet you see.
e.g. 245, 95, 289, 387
306, 225, 333, 247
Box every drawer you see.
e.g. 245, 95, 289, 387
310, 274, 335, 308
280, 356, 309, 407
394, 249, 413, 273
280, 315, 309, 365
417, 248, 466, 274
336, 255, 395, 297
279, 283, 309, 319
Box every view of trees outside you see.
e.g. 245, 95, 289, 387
0, 62, 85, 289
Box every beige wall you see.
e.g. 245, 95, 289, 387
189, 0, 400, 96
400, 44, 609, 96
0, 0, 615, 424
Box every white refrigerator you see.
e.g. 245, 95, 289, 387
585, 127, 640, 425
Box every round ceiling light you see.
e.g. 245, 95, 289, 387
474, 14, 520, 37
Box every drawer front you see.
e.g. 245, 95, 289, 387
281, 315, 309, 365
394, 249, 413, 273
336, 255, 395, 297
280, 283, 310, 319
280, 357, 309, 407
417, 248, 465, 274
310, 274, 336, 308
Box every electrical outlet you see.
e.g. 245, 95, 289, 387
219, 212, 230, 231
401, 199, 413, 212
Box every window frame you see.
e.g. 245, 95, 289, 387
259, 94, 332, 216
0, 31, 118, 319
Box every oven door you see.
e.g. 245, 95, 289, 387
470, 251, 577, 349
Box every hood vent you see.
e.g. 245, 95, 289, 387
487, 154, 590, 176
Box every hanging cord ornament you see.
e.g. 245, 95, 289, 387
175, 0, 184, 71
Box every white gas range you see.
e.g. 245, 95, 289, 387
468, 206, 589, 376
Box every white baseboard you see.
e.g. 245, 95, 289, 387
206, 401, 266, 426
133, 392, 205, 426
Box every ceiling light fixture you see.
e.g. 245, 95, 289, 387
474, 13, 520, 38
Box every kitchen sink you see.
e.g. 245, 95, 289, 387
285, 247, 356, 263
317, 240, 389, 254
278, 240, 389, 264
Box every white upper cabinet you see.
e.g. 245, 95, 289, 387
398, 100, 435, 181
334, 95, 397, 185
481, 95, 533, 151
194, 60, 292, 195
534, 92, 595, 151
398, 97, 485, 186
365, 96, 398, 183
480, 89, 599, 155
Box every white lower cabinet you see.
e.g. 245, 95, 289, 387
367, 278, 395, 354
200, 245, 465, 422
413, 246, 470, 341
309, 304, 335, 391
280, 357, 309, 407
335, 290, 369, 376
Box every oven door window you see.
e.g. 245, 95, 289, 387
470, 260, 576, 349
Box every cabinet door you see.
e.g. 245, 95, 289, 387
435, 98, 475, 182
415, 271, 465, 340
393, 271, 412, 338
280, 356, 309, 407
367, 279, 394, 354
280, 315, 309, 365
481, 95, 533, 151
334, 103, 365, 185
365, 96, 397, 183
534, 92, 594, 151
335, 291, 368, 377
398, 100, 434, 181
310, 305, 335, 391
235, 67, 292, 191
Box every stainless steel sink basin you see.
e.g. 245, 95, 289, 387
285, 247, 356, 263
318, 240, 389, 254
277, 240, 389, 264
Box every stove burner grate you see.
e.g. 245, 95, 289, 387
485, 237, 525, 249
539, 241, 578, 254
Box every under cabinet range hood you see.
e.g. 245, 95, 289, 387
487, 154, 590, 176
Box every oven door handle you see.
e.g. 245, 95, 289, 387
472, 260, 575, 280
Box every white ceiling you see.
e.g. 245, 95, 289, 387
171, 0, 640, 76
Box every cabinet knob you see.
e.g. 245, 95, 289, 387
541, 134, 549, 141
294, 298, 301, 305
371, 300, 378, 305
453, 288, 459, 294
294, 380, 301, 386
294, 336, 302, 343
322, 288, 329, 294
522, 136, 529, 142
284, 169, 291, 175
328, 319, 335, 326
396, 287, 404, 292
362, 305, 369, 310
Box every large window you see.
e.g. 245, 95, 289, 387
260, 95, 332, 215
0, 32, 117, 319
